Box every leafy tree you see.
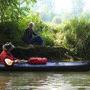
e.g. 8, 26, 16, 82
0, 0, 36, 45
0, 0, 36, 23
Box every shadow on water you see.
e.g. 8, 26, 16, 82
0, 71, 90, 90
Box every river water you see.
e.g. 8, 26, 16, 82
0, 71, 90, 90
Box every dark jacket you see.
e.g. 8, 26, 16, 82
22, 28, 37, 44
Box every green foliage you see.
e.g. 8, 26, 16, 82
18, 12, 57, 46
41, 30, 55, 46
0, 21, 21, 45
0, 0, 90, 60
0, 0, 36, 45
8, 14, 90, 60
55, 17, 90, 59
0, 0, 36, 23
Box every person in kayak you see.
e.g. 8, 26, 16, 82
0, 42, 19, 66
22, 22, 44, 46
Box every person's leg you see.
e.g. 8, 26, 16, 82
32, 36, 44, 46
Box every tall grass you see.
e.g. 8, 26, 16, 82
54, 17, 90, 59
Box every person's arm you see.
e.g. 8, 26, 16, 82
32, 31, 37, 36
24, 29, 28, 36
22, 28, 29, 42
14, 59, 20, 63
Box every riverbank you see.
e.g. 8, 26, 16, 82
11, 45, 81, 61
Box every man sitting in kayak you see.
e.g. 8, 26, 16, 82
22, 22, 44, 46
0, 42, 19, 66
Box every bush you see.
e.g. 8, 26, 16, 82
0, 12, 90, 60
55, 17, 90, 59
0, 21, 21, 45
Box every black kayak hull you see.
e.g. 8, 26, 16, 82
0, 61, 90, 71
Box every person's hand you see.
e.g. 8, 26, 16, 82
14, 59, 20, 63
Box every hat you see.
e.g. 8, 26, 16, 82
3, 42, 15, 51
5, 58, 13, 66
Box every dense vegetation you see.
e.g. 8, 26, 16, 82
0, 0, 90, 60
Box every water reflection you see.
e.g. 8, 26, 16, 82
0, 72, 12, 90
0, 72, 90, 90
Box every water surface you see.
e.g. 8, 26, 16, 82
0, 71, 90, 90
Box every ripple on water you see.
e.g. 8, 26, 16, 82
0, 72, 90, 90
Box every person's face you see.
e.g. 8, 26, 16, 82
8, 48, 13, 52
29, 24, 33, 29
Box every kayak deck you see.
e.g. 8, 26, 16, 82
0, 61, 89, 71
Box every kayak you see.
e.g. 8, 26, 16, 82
0, 61, 89, 71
